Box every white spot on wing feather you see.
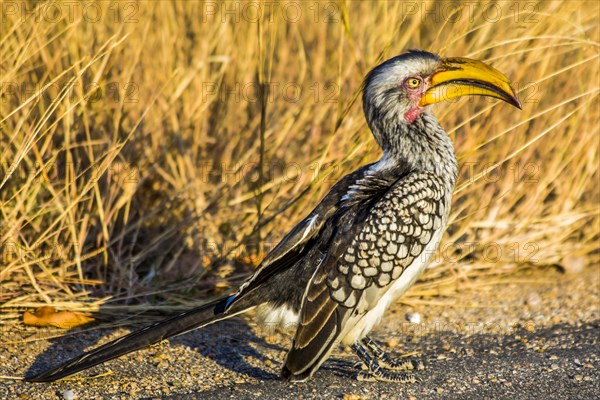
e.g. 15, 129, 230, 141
299, 215, 319, 243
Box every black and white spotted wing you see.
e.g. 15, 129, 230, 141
283, 171, 449, 379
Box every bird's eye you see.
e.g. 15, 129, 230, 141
405, 77, 422, 89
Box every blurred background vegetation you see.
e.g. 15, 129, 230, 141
1, 1, 598, 323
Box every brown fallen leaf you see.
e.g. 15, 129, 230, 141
23, 306, 94, 329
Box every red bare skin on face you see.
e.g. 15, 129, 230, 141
403, 81, 428, 123
404, 106, 422, 123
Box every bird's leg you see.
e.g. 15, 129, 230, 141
361, 336, 424, 371
351, 342, 420, 383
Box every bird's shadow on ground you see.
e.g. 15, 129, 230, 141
172, 317, 283, 380
24, 314, 284, 382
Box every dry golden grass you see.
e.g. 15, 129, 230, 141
1, 1, 598, 323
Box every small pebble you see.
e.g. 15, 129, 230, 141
405, 312, 421, 324
526, 292, 542, 309
63, 390, 74, 400
574, 374, 583, 382
549, 355, 558, 360
562, 256, 585, 274
550, 364, 559, 370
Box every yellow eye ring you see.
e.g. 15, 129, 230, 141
406, 77, 421, 89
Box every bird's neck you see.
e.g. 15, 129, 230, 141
369, 112, 458, 185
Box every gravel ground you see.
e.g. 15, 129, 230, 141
1, 267, 598, 399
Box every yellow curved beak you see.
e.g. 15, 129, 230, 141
419, 57, 522, 109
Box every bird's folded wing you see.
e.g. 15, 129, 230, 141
229, 165, 376, 303
284, 171, 447, 377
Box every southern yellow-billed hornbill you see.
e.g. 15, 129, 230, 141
27, 50, 520, 383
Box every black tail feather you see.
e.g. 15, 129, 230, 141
26, 296, 242, 382
282, 308, 340, 381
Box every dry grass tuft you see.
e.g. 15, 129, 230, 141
1, 1, 598, 324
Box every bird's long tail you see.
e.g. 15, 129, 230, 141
26, 294, 250, 382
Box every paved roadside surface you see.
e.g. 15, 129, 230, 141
194, 322, 599, 400
1, 268, 598, 399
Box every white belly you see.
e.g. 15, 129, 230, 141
256, 303, 299, 333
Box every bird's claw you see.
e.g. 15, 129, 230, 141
357, 370, 421, 383
352, 361, 368, 370
380, 358, 425, 371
